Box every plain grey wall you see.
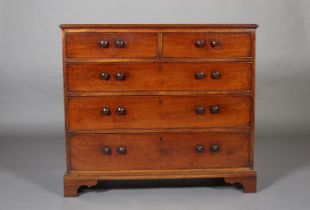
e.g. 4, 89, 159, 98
0, 0, 310, 139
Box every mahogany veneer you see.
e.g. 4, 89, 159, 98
61, 24, 258, 196
67, 63, 252, 92
70, 133, 249, 171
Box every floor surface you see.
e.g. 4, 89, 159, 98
0, 136, 309, 210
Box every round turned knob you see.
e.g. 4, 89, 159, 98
115, 73, 126, 81
98, 40, 109, 48
195, 106, 205, 115
210, 40, 220, 48
210, 144, 220, 153
195, 39, 205, 48
117, 146, 127, 154
116, 107, 126, 115
195, 144, 205, 153
101, 107, 111, 116
195, 72, 206, 80
115, 39, 126, 48
101, 72, 110, 80
103, 146, 112, 155
210, 105, 220, 114
211, 70, 221, 80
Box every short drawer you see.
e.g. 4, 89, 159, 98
69, 132, 250, 171
67, 95, 251, 130
163, 32, 252, 58
66, 33, 158, 58
66, 63, 252, 92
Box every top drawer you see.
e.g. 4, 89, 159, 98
66, 33, 158, 58
163, 32, 252, 58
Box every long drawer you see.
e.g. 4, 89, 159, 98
66, 63, 252, 92
69, 132, 250, 171
67, 95, 251, 130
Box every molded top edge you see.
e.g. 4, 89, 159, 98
59, 24, 258, 29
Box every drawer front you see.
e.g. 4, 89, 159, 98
66, 33, 158, 58
163, 32, 252, 58
67, 63, 252, 92
67, 95, 251, 130
69, 133, 249, 171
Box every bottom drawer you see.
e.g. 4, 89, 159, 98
69, 133, 249, 171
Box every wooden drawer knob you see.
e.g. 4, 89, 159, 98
210, 40, 220, 48
115, 73, 126, 81
195, 144, 205, 153
116, 107, 126, 115
115, 39, 126, 48
117, 146, 127, 154
101, 107, 111, 116
210, 144, 220, 153
103, 146, 112, 155
210, 105, 220, 114
195, 72, 206, 80
195, 106, 205, 115
211, 70, 221, 79
101, 72, 110, 80
195, 39, 205, 48
98, 40, 109, 48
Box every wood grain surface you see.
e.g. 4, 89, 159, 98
67, 95, 251, 130
69, 132, 249, 171
163, 32, 252, 58
66, 33, 157, 58
66, 63, 252, 92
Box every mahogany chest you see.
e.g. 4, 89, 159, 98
60, 24, 258, 196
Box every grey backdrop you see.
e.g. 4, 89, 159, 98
1, 0, 310, 139
1, 0, 310, 209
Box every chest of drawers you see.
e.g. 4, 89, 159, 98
60, 24, 258, 197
